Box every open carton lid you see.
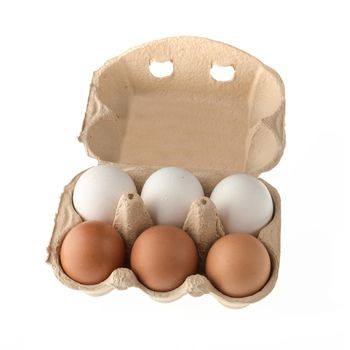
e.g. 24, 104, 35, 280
79, 36, 285, 177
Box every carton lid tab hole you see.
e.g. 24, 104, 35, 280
149, 60, 174, 78
210, 64, 235, 82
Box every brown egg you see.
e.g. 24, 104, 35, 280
205, 233, 271, 298
130, 225, 198, 292
60, 221, 125, 285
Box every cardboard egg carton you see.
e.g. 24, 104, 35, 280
47, 36, 285, 308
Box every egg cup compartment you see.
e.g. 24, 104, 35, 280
47, 36, 285, 307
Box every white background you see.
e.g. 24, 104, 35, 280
0, 1, 349, 349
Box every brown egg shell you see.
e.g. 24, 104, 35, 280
60, 221, 126, 285
130, 225, 199, 292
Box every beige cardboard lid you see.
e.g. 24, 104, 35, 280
79, 36, 285, 176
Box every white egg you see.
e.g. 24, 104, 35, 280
210, 174, 273, 234
141, 167, 204, 227
73, 164, 136, 223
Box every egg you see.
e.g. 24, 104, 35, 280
73, 164, 136, 223
205, 233, 271, 297
60, 221, 125, 285
210, 174, 273, 234
130, 225, 198, 292
141, 167, 204, 227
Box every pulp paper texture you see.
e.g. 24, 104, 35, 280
47, 36, 285, 308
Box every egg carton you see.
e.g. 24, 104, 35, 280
47, 36, 285, 308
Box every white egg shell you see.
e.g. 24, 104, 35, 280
73, 164, 136, 223
210, 174, 273, 234
141, 167, 204, 227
